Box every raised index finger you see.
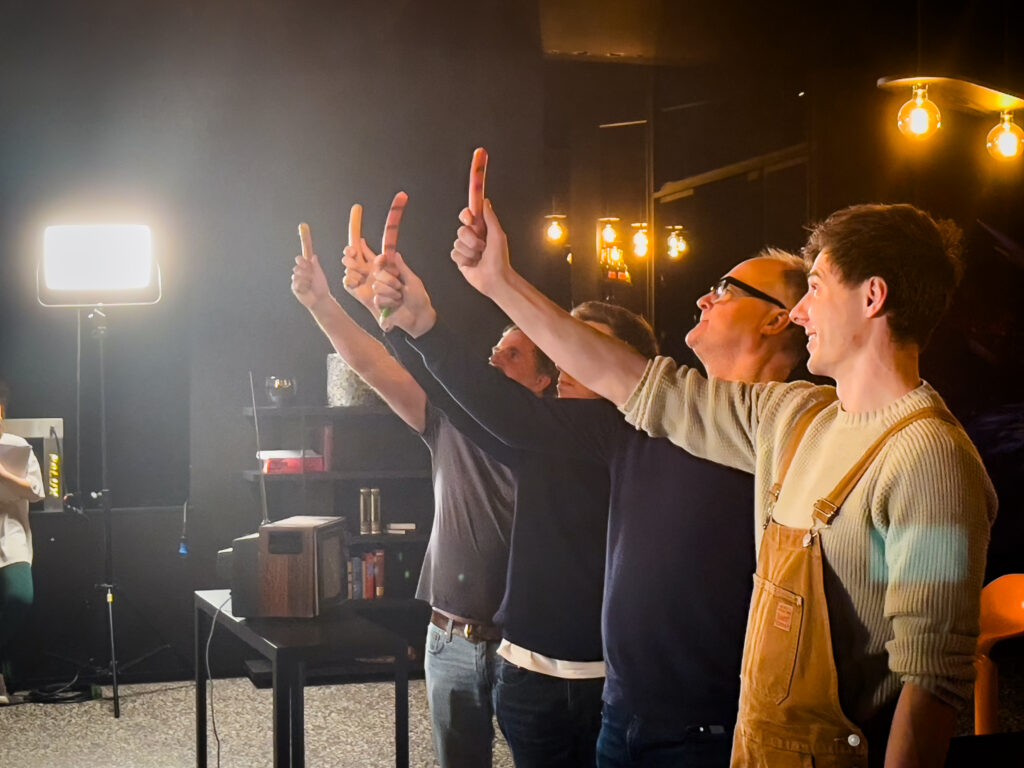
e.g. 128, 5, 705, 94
381, 191, 408, 264
348, 204, 363, 248
298, 222, 313, 261
468, 147, 488, 218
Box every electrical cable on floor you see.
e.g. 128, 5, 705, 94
25, 671, 95, 705
117, 682, 194, 699
206, 595, 231, 768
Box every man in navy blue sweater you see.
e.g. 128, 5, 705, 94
336, 211, 613, 768
372, 241, 809, 767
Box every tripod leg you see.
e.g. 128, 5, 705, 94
105, 586, 120, 718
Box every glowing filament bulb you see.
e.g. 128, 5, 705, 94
667, 229, 688, 259
601, 222, 618, 243
897, 84, 941, 140
631, 227, 648, 257
987, 111, 1023, 160
546, 219, 566, 242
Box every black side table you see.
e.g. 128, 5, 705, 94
194, 589, 410, 768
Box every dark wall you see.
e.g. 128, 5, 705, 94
0, 0, 544, 681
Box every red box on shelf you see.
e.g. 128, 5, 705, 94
257, 450, 325, 474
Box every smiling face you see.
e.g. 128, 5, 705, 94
488, 328, 551, 395
789, 250, 871, 379
684, 257, 793, 375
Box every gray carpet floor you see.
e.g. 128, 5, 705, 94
0, 677, 513, 768
2, 657, 1022, 768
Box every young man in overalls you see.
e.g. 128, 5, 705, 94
450, 196, 996, 767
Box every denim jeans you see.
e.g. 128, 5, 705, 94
596, 701, 732, 768
424, 620, 500, 768
493, 655, 604, 768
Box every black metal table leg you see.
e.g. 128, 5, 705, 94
195, 606, 208, 768
272, 657, 291, 767
395, 649, 408, 768
289, 659, 306, 768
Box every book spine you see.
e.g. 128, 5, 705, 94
362, 552, 375, 599
351, 555, 363, 599
374, 549, 386, 598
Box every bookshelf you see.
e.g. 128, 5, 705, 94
241, 404, 432, 600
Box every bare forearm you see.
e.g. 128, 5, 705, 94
486, 269, 647, 406
0, 465, 42, 500
307, 296, 426, 431
883, 682, 956, 768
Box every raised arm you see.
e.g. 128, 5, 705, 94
404, 320, 614, 459
449, 155, 647, 407
292, 220, 427, 432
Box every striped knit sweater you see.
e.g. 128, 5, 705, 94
621, 357, 996, 726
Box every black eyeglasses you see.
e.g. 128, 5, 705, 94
709, 276, 787, 310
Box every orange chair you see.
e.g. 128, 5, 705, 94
974, 573, 1024, 734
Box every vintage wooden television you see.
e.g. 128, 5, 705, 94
226, 515, 348, 618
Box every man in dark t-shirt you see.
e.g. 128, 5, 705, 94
292, 222, 555, 768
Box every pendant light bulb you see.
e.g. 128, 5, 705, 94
897, 84, 941, 140
986, 111, 1023, 160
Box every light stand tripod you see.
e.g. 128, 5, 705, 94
37, 222, 164, 716
88, 308, 122, 717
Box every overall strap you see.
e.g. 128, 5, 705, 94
765, 393, 838, 526
811, 405, 958, 526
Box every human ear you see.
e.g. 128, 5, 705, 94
760, 308, 792, 336
864, 277, 888, 318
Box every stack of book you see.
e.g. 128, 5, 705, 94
385, 522, 416, 535
348, 549, 386, 599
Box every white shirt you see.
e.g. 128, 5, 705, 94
0, 433, 45, 567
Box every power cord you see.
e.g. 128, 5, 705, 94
26, 672, 96, 704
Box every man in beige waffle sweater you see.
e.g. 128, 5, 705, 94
446, 195, 995, 768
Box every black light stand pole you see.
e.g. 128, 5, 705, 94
89, 308, 121, 718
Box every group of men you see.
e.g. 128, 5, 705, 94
290, 149, 995, 768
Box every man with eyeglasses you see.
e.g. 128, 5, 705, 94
371, 160, 809, 765
449, 195, 995, 768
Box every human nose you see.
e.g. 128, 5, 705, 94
789, 293, 809, 326
696, 290, 714, 311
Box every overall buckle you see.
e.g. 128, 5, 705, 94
812, 498, 839, 526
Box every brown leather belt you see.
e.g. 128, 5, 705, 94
430, 609, 502, 643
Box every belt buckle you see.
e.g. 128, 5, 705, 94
464, 623, 477, 641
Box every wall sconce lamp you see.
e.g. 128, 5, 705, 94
596, 218, 630, 283
666, 226, 688, 259
878, 75, 1024, 160
630, 223, 649, 258
599, 218, 620, 245
544, 214, 568, 244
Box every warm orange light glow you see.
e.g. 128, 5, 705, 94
667, 227, 688, 259
544, 215, 568, 243
987, 111, 1023, 160
631, 224, 648, 257
897, 84, 941, 140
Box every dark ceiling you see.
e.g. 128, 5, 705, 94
539, 0, 1024, 96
